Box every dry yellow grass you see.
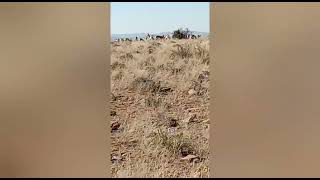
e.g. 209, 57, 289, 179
111, 38, 210, 178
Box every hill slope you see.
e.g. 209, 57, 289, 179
111, 39, 210, 178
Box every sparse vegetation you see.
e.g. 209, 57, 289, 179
172, 28, 191, 39
170, 43, 193, 60
111, 38, 209, 178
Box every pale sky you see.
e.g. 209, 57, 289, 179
111, 2, 210, 34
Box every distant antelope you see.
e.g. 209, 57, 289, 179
197, 35, 201, 39
140, 38, 144, 41
156, 35, 165, 40
146, 33, 153, 41
164, 34, 171, 40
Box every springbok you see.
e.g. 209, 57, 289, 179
146, 33, 153, 41
156, 35, 165, 40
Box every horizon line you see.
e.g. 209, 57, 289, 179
112, 31, 209, 35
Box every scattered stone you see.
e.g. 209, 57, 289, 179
188, 89, 196, 95
167, 127, 177, 135
110, 110, 117, 116
180, 146, 191, 157
111, 155, 123, 163
181, 155, 200, 163
168, 118, 178, 127
111, 122, 120, 131
159, 87, 173, 94
181, 154, 198, 160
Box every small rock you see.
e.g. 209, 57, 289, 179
111, 122, 120, 131
188, 89, 196, 95
111, 155, 123, 163
110, 110, 117, 116
181, 154, 200, 163
181, 154, 198, 160
168, 118, 178, 127
159, 87, 173, 94
180, 146, 191, 157
167, 127, 176, 134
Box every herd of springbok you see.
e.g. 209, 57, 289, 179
114, 33, 201, 42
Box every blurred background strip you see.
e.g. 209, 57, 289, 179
0, 3, 109, 177
213, 3, 320, 178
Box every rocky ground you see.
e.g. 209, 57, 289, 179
110, 38, 210, 178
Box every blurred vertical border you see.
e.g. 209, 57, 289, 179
0, 2, 110, 177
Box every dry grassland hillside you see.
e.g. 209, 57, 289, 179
111, 38, 210, 178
